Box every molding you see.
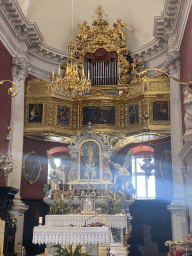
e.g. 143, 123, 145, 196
0, 0, 191, 78
0, 0, 43, 48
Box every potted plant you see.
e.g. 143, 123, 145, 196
52, 244, 87, 256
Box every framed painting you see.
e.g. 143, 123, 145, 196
153, 101, 169, 121
83, 106, 115, 125
128, 104, 139, 124
29, 104, 43, 123
22, 151, 41, 185
80, 141, 100, 180
57, 105, 69, 125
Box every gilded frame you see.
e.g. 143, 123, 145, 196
78, 140, 102, 182
22, 151, 41, 185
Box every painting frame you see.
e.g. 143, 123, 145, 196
28, 103, 43, 123
22, 151, 41, 185
153, 101, 169, 121
83, 106, 115, 125
128, 104, 139, 125
57, 105, 70, 126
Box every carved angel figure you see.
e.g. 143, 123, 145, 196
46, 151, 66, 196
77, 21, 90, 40
183, 87, 192, 133
113, 18, 133, 40
131, 59, 143, 80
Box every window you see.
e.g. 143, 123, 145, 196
132, 155, 156, 199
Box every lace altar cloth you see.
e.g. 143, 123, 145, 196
45, 214, 128, 232
32, 226, 110, 245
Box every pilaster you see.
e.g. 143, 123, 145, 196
166, 51, 187, 240
7, 57, 29, 254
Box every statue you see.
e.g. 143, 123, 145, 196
131, 59, 143, 81
46, 151, 66, 196
113, 18, 134, 41
77, 21, 90, 40
183, 87, 192, 134
87, 142, 94, 162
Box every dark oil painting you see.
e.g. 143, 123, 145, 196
83, 106, 115, 125
153, 101, 169, 121
128, 104, 139, 124
29, 104, 43, 123
57, 105, 69, 125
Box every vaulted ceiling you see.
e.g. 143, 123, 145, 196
17, 0, 165, 53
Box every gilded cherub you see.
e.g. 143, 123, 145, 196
113, 18, 134, 40
77, 21, 90, 40
131, 59, 143, 80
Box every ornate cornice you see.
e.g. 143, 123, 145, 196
0, 0, 43, 48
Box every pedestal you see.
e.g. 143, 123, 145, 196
0, 187, 18, 256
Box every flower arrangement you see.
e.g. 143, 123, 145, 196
48, 200, 71, 215
52, 244, 87, 256
101, 199, 121, 215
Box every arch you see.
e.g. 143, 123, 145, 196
129, 145, 154, 155
48, 146, 69, 156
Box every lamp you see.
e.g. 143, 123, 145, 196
50, 40, 91, 97
0, 127, 13, 180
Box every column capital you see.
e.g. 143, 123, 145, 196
12, 57, 29, 81
165, 51, 180, 75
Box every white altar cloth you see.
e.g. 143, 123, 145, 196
45, 214, 128, 232
32, 226, 110, 245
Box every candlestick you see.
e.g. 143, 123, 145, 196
39, 217, 43, 225
102, 218, 106, 226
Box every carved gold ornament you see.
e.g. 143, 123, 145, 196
0, 79, 21, 97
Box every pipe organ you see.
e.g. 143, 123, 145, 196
84, 59, 118, 86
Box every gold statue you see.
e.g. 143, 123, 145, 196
87, 142, 94, 162
113, 18, 134, 41
77, 21, 90, 40
131, 59, 143, 80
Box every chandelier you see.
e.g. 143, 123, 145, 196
50, 40, 91, 97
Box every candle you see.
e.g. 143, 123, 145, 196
61, 194, 64, 200
47, 178, 49, 184
88, 70, 90, 79
39, 217, 43, 225
63, 177, 65, 185
105, 184, 108, 190
58, 65, 60, 75
82, 68, 84, 76
55, 184, 57, 190
52, 69, 54, 77
102, 218, 106, 225
114, 193, 116, 200
69, 184, 72, 190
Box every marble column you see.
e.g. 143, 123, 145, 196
7, 57, 28, 254
166, 52, 188, 241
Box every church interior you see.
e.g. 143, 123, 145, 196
1, 0, 192, 255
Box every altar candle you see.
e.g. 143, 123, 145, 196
69, 184, 72, 190
58, 65, 60, 75
61, 194, 64, 200
47, 178, 49, 184
52, 69, 54, 78
114, 193, 116, 200
39, 217, 43, 225
88, 70, 90, 79
105, 184, 108, 190
102, 218, 106, 225
55, 184, 57, 190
